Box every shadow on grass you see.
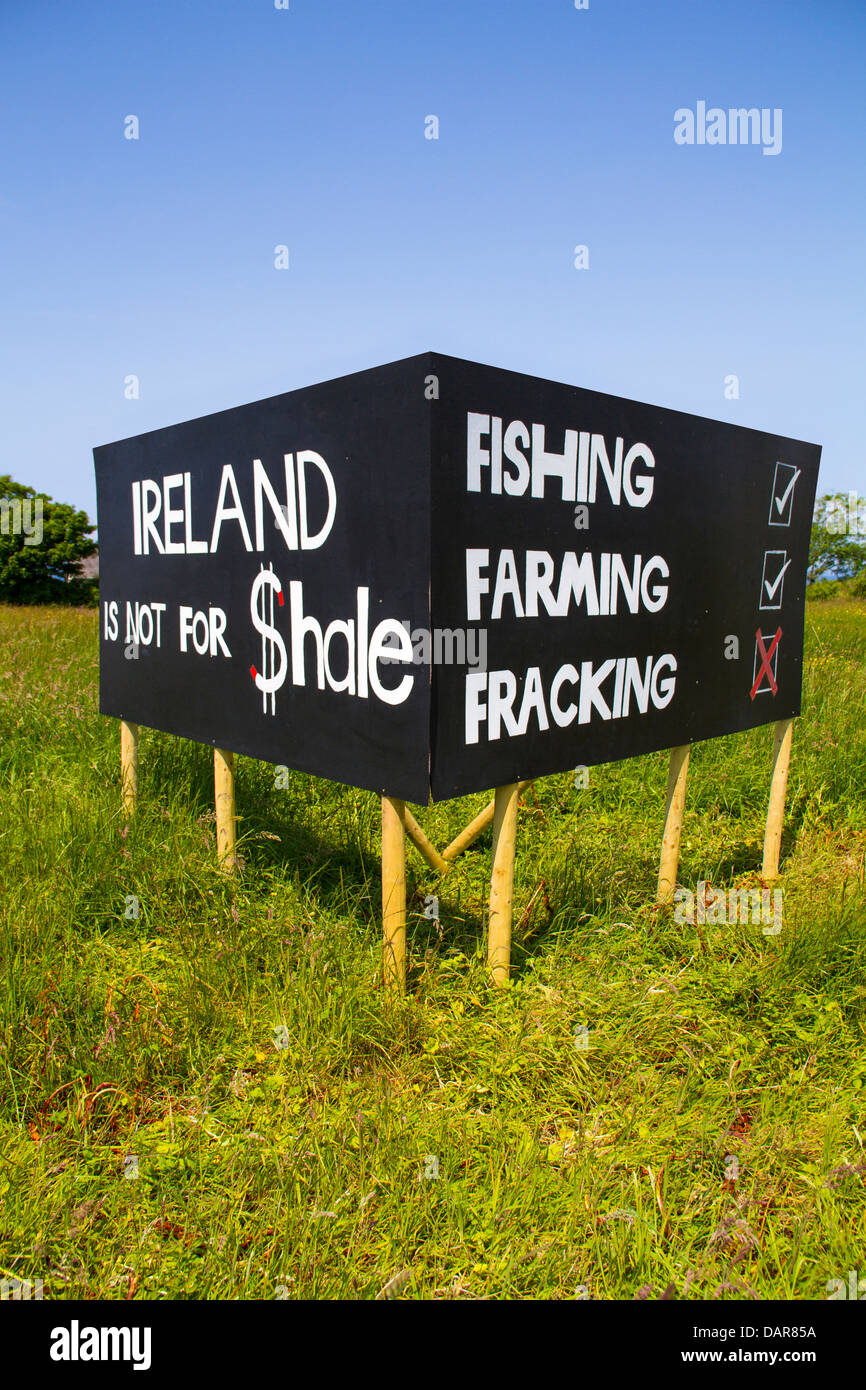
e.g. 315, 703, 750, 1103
142, 737, 381, 918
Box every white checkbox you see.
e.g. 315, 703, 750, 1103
768, 462, 801, 527
752, 630, 781, 697
759, 549, 791, 610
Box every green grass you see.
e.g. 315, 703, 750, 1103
1, 600, 864, 1300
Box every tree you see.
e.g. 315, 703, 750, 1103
807, 492, 866, 584
0, 475, 97, 605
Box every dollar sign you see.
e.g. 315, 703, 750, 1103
250, 566, 287, 714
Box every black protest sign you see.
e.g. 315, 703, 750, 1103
428, 354, 820, 798
94, 353, 820, 804
95, 358, 433, 802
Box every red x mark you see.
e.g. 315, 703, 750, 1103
750, 627, 782, 700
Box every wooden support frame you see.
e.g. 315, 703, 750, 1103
120, 724, 795, 993
380, 782, 534, 991
762, 717, 794, 880
120, 720, 138, 818
214, 747, 238, 872
402, 806, 449, 876
657, 744, 690, 905
381, 795, 407, 995
442, 780, 532, 863
488, 783, 520, 987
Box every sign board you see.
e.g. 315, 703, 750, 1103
94, 353, 821, 803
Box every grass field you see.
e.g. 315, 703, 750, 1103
1, 600, 864, 1301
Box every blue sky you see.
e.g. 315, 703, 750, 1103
1, 0, 863, 522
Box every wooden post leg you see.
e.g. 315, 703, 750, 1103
382, 796, 407, 996
120, 720, 138, 818
762, 717, 794, 880
657, 745, 690, 904
488, 783, 519, 986
214, 748, 238, 872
